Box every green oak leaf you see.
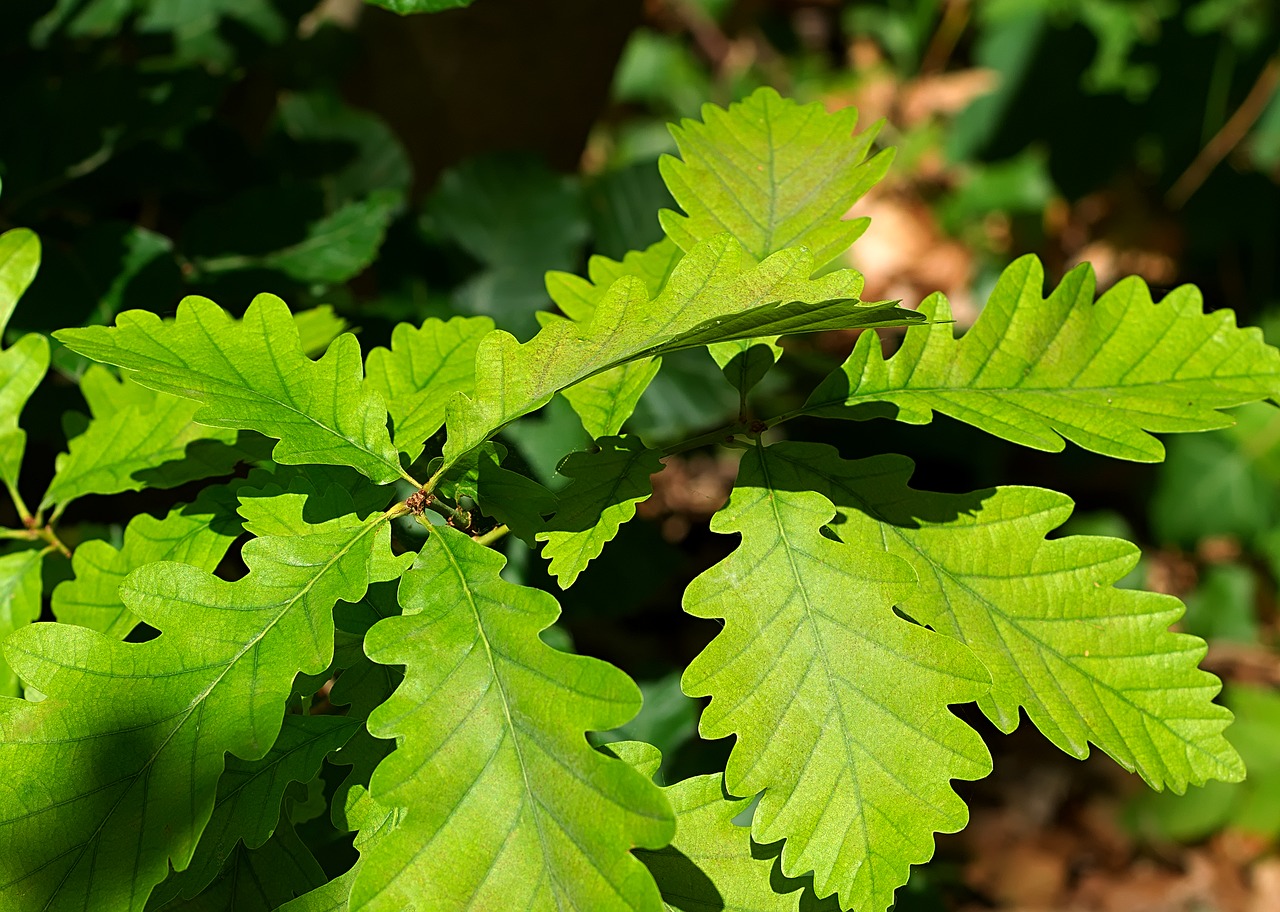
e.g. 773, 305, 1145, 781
660, 87, 891, 269
364, 315, 493, 461
443, 234, 914, 470
683, 442, 992, 912
536, 436, 664, 588
0, 486, 410, 911
51, 484, 242, 638
0, 228, 41, 335
0, 549, 44, 698
54, 293, 408, 484
0, 229, 50, 491
352, 525, 674, 911
605, 741, 840, 912
147, 714, 360, 909
803, 255, 1280, 461
41, 367, 243, 511
147, 816, 327, 912
767, 441, 1245, 791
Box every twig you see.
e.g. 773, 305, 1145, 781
473, 525, 509, 548
1167, 55, 1280, 209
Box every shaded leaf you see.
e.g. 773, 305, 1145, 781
0, 486, 410, 910
536, 436, 664, 588
147, 816, 326, 912
55, 293, 408, 484
606, 741, 840, 912
352, 525, 674, 911
804, 256, 1280, 461
260, 190, 402, 285
683, 442, 992, 912
147, 714, 360, 908
771, 441, 1245, 791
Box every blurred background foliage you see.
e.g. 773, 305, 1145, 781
3, 0, 1280, 907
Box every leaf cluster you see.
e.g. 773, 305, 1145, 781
0, 81, 1276, 912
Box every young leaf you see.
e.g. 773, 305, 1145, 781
147, 714, 360, 909
352, 525, 675, 912
803, 256, 1280, 461
443, 234, 912, 469
769, 441, 1245, 791
51, 483, 243, 638
54, 293, 409, 484
536, 436, 664, 588
41, 366, 243, 512
606, 740, 840, 912
364, 315, 493, 461
659, 88, 891, 269
0, 549, 43, 698
683, 442, 992, 912
0, 487, 410, 911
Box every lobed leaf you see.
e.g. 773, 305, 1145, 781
0, 486, 409, 911
683, 442, 992, 912
804, 255, 1280, 461
41, 367, 243, 512
55, 293, 408, 484
768, 441, 1245, 791
51, 483, 243, 638
148, 817, 327, 912
148, 714, 360, 909
364, 315, 493, 461
443, 235, 913, 470
352, 525, 674, 911
536, 436, 664, 588
0, 229, 40, 336
660, 87, 891, 269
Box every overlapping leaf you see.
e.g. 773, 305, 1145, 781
352, 525, 674, 912
148, 816, 327, 912
660, 87, 891, 269
41, 367, 243, 511
364, 316, 493, 461
683, 443, 992, 912
148, 714, 360, 910
54, 293, 408, 483
607, 741, 839, 912
804, 255, 1280, 461
767, 441, 1244, 791
0, 486, 409, 911
51, 483, 242, 638
443, 235, 915, 469
536, 436, 664, 588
